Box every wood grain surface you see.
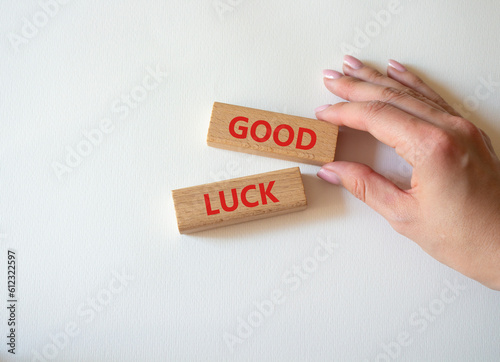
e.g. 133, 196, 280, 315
207, 102, 338, 165
172, 167, 307, 234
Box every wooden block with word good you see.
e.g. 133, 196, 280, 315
172, 167, 307, 234
207, 102, 338, 165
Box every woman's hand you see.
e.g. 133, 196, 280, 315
315, 55, 500, 290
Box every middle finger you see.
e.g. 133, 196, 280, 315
323, 71, 455, 128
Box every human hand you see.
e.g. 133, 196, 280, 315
315, 55, 500, 290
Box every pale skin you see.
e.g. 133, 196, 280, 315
315, 55, 500, 291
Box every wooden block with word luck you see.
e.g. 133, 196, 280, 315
172, 167, 307, 234
207, 102, 338, 165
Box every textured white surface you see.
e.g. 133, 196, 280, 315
1, 1, 500, 361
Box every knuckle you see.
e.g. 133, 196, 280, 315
430, 128, 455, 150
455, 117, 481, 139
402, 87, 445, 110
380, 86, 406, 102
366, 69, 386, 83
349, 168, 376, 203
364, 100, 391, 119
402, 88, 426, 101
424, 128, 460, 160
351, 177, 367, 202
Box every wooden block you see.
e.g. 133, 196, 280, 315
172, 167, 307, 234
207, 102, 338, 165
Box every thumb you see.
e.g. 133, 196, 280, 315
318, 161, 416, 228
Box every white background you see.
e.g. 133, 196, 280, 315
1, 0, 500, 361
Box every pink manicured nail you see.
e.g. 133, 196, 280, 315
388, 59, 407, 72
323, 69, 343, 80
314, 104, 331, 113
317, 168, 341, 185
344, 55, 363, 70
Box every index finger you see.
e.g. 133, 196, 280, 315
315, 101, 435, 166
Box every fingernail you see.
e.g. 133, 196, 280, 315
317, 168, 342, 185
323, 69, 343, 80
388, 59, 407, 72
344, 55, 363, 70
314, 104, 331, 113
